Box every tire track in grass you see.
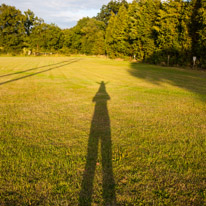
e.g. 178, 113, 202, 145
0, 59, 80, 86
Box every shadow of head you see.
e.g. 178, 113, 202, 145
93, 81, 110, 102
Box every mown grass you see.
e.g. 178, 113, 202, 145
0, 56, 206, 205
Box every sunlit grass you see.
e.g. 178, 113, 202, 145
0, 56, 206, 205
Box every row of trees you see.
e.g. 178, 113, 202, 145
0, 4, 63, 54
0, 1, 206, 68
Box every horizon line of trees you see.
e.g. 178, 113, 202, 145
0, 0, 206, 69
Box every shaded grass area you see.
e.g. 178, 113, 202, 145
0, 57, 206, 205
129, 63, 206, 102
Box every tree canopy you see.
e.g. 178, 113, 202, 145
0, 0, 205, 68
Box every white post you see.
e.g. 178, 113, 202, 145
193, 56, 197, 68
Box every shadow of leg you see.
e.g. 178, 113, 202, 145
101, 105, 116, 206
79, 124, 99, 206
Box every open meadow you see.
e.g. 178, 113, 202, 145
0, 57, 206, 205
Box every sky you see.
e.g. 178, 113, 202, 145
0, 0, 132, 29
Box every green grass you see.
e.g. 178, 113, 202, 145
0, 56, 206, 205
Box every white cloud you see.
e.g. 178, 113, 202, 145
51, 9, 99, 21
0, 0, 133, 28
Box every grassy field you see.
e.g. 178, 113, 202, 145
0, 56, 206, 205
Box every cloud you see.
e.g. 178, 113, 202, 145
45, 0, 119, 10
0, 0, 133, 28
51, 9, 99, 21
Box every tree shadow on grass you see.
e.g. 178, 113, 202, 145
129, 63, 206, 102
0, 59, 80, 86
79, 81, 116, 206
0, 60, 72, 78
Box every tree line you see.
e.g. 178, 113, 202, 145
0, 0, 205, 68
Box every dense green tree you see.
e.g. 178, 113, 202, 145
66, 18, 89, 53
81, 18, 105, 55
106, 5, 129, 58
29, 20, 45, 52
96, 0, 128, 26
63, 17, 105, 55
105, 12, 116, 58
178, 0, 192, 64
127, 0, 160, 61
0, 4, 25, 53
61, 29, 73, 54
153, 1, 181, 64
198, 0, 206, 67
190, 0, 206, 67
23, 9, 36, 36
190, 0, 202, 57
127, 1, 142, 59
22, 9, 40, 51
30, 22, 63, 52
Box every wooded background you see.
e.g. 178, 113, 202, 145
0, 0, 205, 68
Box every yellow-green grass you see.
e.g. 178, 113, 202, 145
0, 56, 206, 205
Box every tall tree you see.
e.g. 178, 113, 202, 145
198, 0, 206, 67
96, 0, 128, 26
106, 5, 129, 58
23, 9, 36, 36
177, 0, 192, 64
127, 0, 160, 61
63, 17, 105, 55
152, 0, 182, 64
0, 4, 25, 53
66, 18, 89, 53
30, 22, 63, 52
190, 0, 206, 67
105, 12, 116, 58
81, 18, 106, 55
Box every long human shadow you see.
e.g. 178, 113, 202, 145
79, 81, 116, 206
0, 59, 80, 86
0, 60, 71, 78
